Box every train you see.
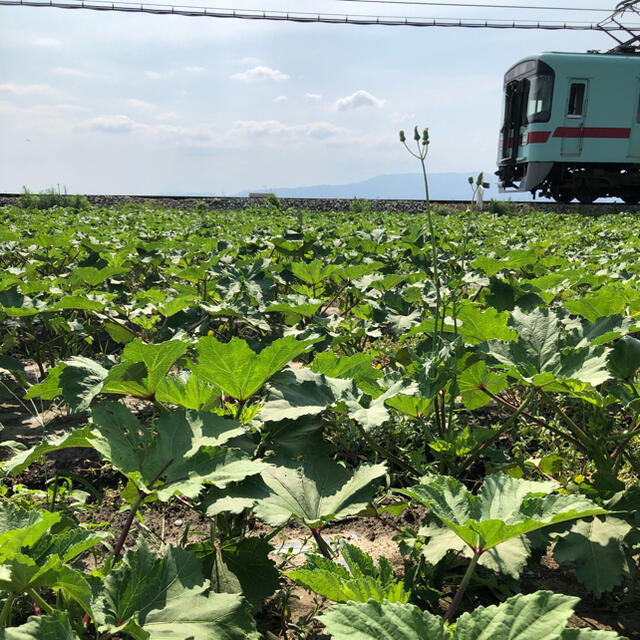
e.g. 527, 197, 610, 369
497, 51, 640, 203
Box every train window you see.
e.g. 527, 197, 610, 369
567, 83, 585, 117
526, 74, 553, 123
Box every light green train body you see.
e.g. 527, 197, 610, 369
497, 51, 640, 203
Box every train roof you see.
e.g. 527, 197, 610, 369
504, 51, 640, 82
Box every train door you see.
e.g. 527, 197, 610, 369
561, 79, 589, 157
500, 80, 528, 162
628, 80, 640, 157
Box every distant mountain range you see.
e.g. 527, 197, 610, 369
235, 172, 534, 201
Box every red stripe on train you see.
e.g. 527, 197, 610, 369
552, 127, 631, 139
527, 131, 551, 143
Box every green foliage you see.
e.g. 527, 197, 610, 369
191, 335, 318, 401
319, 591, 628, 639
287, 542, 409, 603
400, 473, 605, 553
254, 457, 387, 527
92, 540, 258, 639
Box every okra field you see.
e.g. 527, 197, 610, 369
2, 197, 640, 639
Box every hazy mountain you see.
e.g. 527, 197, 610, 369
236, 172, 533, 201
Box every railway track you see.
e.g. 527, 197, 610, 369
1, 192, 638, 214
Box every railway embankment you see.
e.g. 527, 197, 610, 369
1, 193, 640, 215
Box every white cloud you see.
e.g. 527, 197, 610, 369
230, 119, 347, 141
231, 66, 289, 83
0, 83, 58, 97
334, 90, 385, 111
75, 115, 213, 148
78, 115, 136, 134
126, 98, 156, 112
31, 37, 61, 48
273, 95, 288, 103
157, 112, 179, 121
237, 57, 261, 66
184, 66, 206, 74
390, 112, 416, 124
145, 70, 174, 80
53, 67, 103, 79
304, 93, 322, 102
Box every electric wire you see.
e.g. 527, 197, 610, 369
0, 0, 632, 28
335, 0, 612, 13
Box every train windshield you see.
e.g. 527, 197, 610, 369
526, 74, 553, 123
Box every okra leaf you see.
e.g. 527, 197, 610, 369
93, 540, 258, 640
0, 612, 81, 640
191, 335, 318, 401
254, 457, 387, 528
400, 473, 604, 553
553, 516, 632, 597
89, 402, 263, 499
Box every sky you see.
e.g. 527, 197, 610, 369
0, 0, 619, 195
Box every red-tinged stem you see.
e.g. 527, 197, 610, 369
479, 385, 585, 453
310, 527, 333, 560
352, 420, 420, 477
611, 421, 640, 462
113, 492, 146, 561
443, 550, 481, 622
27, 590, 53, 616
458, 387, 535, 473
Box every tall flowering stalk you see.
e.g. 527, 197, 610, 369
399, 127, 442, 348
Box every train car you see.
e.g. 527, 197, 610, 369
497, 51, 640, 203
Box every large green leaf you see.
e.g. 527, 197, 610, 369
319, 591, 629, 640
553, 516, 631, 597
319, 599, 448, 640
258, 368, 352, 423
155, 372, 219, 410
191, 335, 318, 401
101, 338, 187, 398
254, 457, 387, 528
2, 427, 93, 475
203, 537, 279, 612
608, 336, 640, 380
487, 308, 611, 389
290, 259, 337, 285
400, 473, 604, 553
457, 304, 516, 346
0, 503, 61, 562
93, 540, 258, 640
287, 542, 409, 604
0, 612, 81, 640
57, 356, 108, 412
419, 516, 535, 579
0, 553, 92, 613
458, 361, 508, 410
453, 591, 581, 639
89, 403, 263, 499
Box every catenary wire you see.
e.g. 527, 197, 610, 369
0, 0, 634, 27
335, 0, 612, 12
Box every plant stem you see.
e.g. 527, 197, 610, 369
443, 550, 481, 622
0, 593, 15, 627
113, 492, 146, 561
458, 387, 535, 473
27, 589, 54, 615
611, 421, 640, 464
479, 386, 586, 453
353, 420, 420, 477
310, 527, 333, 560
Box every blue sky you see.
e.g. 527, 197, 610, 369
0, 1, 615, 194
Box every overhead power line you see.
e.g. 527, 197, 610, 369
0, 0, 631, 28
336, 0, 612, 12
